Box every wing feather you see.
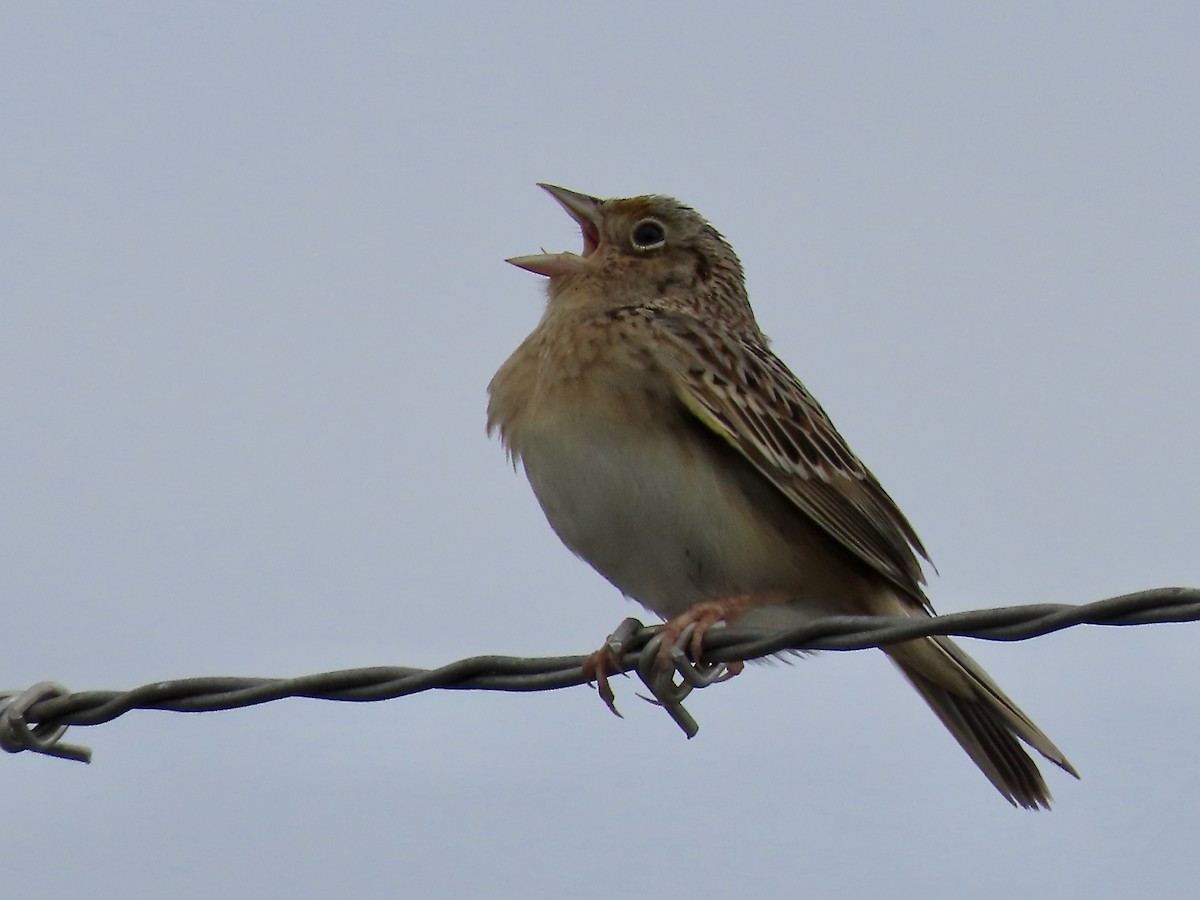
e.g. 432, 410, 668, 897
646, 310, 931, 600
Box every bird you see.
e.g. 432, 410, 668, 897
487, 183, 1077, 808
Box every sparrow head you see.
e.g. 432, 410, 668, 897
508, 184, 752, 322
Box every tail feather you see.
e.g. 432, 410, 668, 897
888, 635, 1078, 809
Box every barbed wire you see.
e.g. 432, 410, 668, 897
2, 586, 1197, 763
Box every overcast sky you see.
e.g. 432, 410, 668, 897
4, 3, 1199, 897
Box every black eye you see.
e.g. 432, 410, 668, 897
631, 219, 666, 250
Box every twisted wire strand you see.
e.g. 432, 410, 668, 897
2, 587, 1197, 762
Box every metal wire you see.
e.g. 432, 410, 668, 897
2, 586, 1197, 762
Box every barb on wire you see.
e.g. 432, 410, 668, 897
2, 586, 1198, 763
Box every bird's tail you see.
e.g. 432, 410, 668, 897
886, 635, 1078, 809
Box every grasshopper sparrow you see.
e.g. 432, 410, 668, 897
488, 183, 1077, 808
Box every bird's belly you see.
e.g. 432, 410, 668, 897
519, 415, 809, 620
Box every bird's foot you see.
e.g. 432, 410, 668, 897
631, 598, 755, 737
655, 595, 755, 670
581, 617, 644, 717
583, 600, 753, 738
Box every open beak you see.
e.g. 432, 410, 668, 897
506, 183, 603, 277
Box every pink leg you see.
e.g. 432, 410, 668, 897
582, 644, 623, 717
584, 594, 777, 715
656, 594, 758, 671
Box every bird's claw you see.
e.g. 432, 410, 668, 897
585, 618, 742, 737
582, 617, 644, 717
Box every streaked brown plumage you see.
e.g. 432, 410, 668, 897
488, 183, 1077, 808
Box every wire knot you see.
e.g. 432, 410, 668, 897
0, 682, 92, 763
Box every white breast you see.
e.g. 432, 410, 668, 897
517, 405, 813, 621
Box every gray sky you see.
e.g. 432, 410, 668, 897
4, 3, 1199, 897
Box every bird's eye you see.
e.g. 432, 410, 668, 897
631, 219, 667, 251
